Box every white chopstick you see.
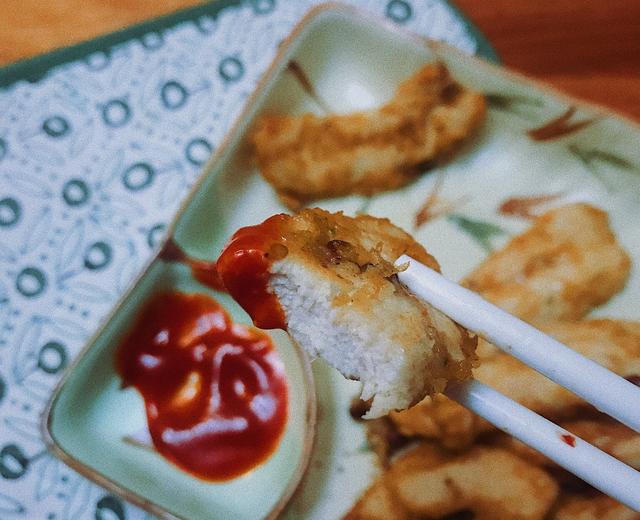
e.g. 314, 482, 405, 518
395, 255, 640, 511
396, 255, 640, 433
447, 379, 640, 510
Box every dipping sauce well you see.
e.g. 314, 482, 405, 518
116, 291, 288, 481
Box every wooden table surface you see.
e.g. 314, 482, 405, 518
2, 0, 639, 120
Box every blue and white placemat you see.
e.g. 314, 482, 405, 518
0, 1, 494, 518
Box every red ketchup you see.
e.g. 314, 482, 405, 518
159, 238, 227, 292
116, 291, 288, 481
561, 433, 576, 448
216, 215, 288, 330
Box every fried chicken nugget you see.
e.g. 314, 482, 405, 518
217, 209, 477, 418
464, 203, 631, 324
390, 319, 640, 447
252, 63, 486, 208
553, 495, 640, 520
345, 445, 558, 520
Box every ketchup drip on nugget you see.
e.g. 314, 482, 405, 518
216, 214, 288, 330
116, 292, 288, 481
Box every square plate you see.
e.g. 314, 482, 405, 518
44, 3, 640, 520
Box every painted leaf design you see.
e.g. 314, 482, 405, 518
94, 149, 125, 189
527, 106, 596, 141
46, 317, 87, 340
0, 492, 25, 515
568, 144, 636, 171
35, 455, 60, 501
158, 172, 186, 208
0, 242, 17, 263
0, 285, 9, 340
68, 120, 94, 158
112, 49, 138, 88
498, 193, 564, 219
486, 93, 544, 112
12, 318, 43, 383
414, 176, 467, 228
63, 479, 93, 520
3, 416, 41, 442
21, 141, 65, 166
61, 280, 114, 304
21, 207, 52, 254
2, 172, 53, 198
103, 194, 145, 219
55, 220, 85, 279
117, 242, 140, 293
287, 60, 331, 113
447, 214, 506, 252
18, 379, 51, 403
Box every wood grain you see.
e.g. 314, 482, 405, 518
1, 0, 639, 120
454, 0, 640, 120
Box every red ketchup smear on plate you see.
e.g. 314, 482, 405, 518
159, 238, 226, 292
560, 433, 576, 448
116, 291, 288, 481
216, 215, 288, 330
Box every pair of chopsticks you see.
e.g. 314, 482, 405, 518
396, 255, 640, 511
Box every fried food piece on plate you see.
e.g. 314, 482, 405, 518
390, 319, 640, 447
553, 495, 640, 520
216, 208, 477, 418
464, 203, 631, 324
252, 63, 486, 208
344, 444, 559, 520
390, 393, 479, 450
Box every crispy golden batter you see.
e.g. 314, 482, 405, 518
344, 445, 559, 520
252, 63, 486, 208
269, 209, 477, 416
390, 319, 640, 448
464, 203, 631, 324
280, 207, 441, 278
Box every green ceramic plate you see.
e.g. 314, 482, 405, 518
45, 4, 640, 520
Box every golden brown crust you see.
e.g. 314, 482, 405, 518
277, 208, 442, 316
253, 63, 486, 207
344, 445, 559, 520
463, 203, 631, 323
279, 208, 440, 277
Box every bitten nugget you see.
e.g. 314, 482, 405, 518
252, 63, 486, 207
464, 203, 631, 324
217, 209, 477, 418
